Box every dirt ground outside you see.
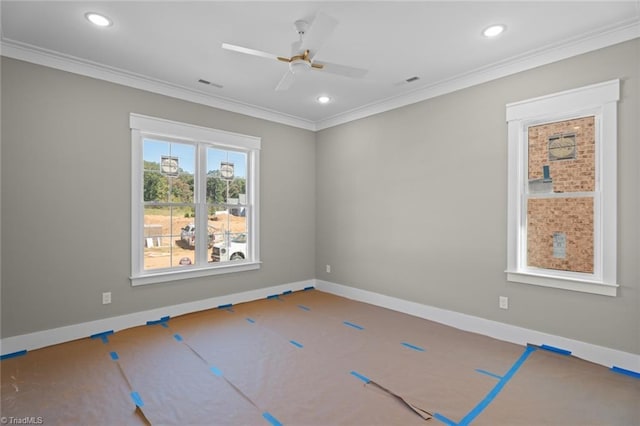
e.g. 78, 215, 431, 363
143, 212, 246, 270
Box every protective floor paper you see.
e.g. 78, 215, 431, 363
2, 289, 639, 425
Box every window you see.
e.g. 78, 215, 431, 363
130, 114, 261, 285
506, 80, 619, 296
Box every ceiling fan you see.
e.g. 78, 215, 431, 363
222, 12, 368, 91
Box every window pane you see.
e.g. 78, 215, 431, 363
209, 206, 248, 263
206, 148, 247, 204
132, 114, 261, 283
527, 197, 594, 273
143, 139, 195, 203
144, 206, 197, 270
528, 116, 595, 194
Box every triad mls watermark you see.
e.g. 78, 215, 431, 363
0, 417, 44, 425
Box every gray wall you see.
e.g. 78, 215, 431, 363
2, 40, 638, 356
1, 57, 316, 337
316, 39, 639, 355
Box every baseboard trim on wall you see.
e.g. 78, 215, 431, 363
3, 279, 637, 372
0, 280, 313, 356
315, 280, 640, 372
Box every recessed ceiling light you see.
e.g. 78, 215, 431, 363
317, 95, 331, 104
85, 12, 112, 27
483, 24, 505, 38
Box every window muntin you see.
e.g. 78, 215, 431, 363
131, 114, 260, 285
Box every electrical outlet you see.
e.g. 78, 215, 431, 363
102, 292, 112, 305
326, 264, 331, 273
499, 296, 509, 310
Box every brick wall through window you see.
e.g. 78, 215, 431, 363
526, 116, 596, 273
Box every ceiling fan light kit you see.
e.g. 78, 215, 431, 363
290, 59, 311, 74
221, 12, 368, 91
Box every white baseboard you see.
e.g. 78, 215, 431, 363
0, 280, 314, 356
315, 279, 640, 373
3, 279, 638, 374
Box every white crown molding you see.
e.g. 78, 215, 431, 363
315, 280, 640, 373
0, 38, 317, 131
1, 19, 638, 132
315, 19, 640, 130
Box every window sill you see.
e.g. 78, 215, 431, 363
131, 261, 261, 286
506, 270, 618, 297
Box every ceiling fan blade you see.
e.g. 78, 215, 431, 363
275, 70, 295, 91
313, 61, 368, 79
300, 12, 338, 60
221, 43, 281, 61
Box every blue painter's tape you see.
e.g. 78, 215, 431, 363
218, 303, 233, 309
433, 413, 457, 426
282, 290, 293, 295
262, 412, 282, 426
146, 316, 170, 326
303, 286, 314, 291
540, 344, 571, 356
475, 369, 502, 380
298, 305, 311, 311
350, 370, 370, 384
611, 366, 640, 379
110, 351, 119, 361
90, 330, 114, 344
0, 350, 27, 361
290, 340, 304, 349
210, 365, 223, 377
343, 321, 364, 330
131, 391, 144, 407
266, 294, 280, 299
401, 342, 425, 352
174, 334, 183, 342
456, 346, 536, 426
246, 317, 255, 324
90, 330, 114, 339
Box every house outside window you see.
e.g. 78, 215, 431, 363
130, 114, 261, 286
505, 80, 619, 296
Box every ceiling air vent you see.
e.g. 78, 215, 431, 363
198, 79, 223, 89
405, 76, 420, 83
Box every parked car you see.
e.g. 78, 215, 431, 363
180, 224, 215, 248
211, 233, 247, 262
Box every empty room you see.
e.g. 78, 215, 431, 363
1, 1, 639, 425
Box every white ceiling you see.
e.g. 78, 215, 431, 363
2, 1, 639, 130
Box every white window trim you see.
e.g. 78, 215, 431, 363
130, 113, 261, 286
505, 80, 619, 297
